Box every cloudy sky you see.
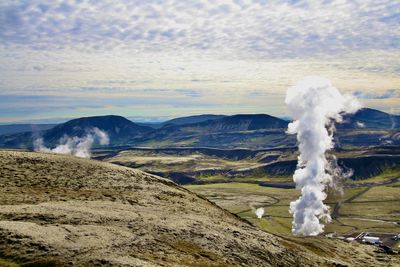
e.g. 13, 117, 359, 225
0, 0, 399, 123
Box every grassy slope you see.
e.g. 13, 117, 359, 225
3, 150, 396, 266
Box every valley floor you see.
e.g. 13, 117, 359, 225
185, 172, 400, 247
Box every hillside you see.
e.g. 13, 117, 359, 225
138, 114, 291, 148
173, 114, 288, 132
134, 115, 226, 129
339, 108, 400, 129
0, 150, 396, 266
161, 114, 227, 127
0, 115, 153, 148
43, 115, 152, 144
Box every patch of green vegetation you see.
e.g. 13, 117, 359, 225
354, 186, 400, 202
340, 201, 400, 220
187, 180, 400, 236
392, 241, 400, 249
325, 220, 357, 234
247, 168, 269, 178
337, 218, 399, 233
0, 258, 19, 267
346, 167, 400, 184
196, 174, 229, 181
235, 177, 291, 183
255, 217, 292, 234
325, 187, 366, 204
138, 139, 175, 147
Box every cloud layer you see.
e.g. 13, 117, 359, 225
1, 0, 398, 57
0, 0, 399, 121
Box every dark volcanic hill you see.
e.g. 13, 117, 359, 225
137, 114, 291, 149
150, 114, 288, 137
339, 108, 400, 129
161, 114, 227, 127
174, 114, 288, 132
42, 115, 152, 144
0, 150, 394, 266
0, 115, 153, 148
133, 115, 226, 129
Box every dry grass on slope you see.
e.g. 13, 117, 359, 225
0, 150, 398, 267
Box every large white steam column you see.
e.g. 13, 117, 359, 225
285, 76, 360, 236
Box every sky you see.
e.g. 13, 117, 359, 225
0, 0, 399, 123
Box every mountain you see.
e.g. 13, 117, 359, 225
161, 114, 227, 127
135, 114, 227, 129
0, 123, 57, 135
42, 115, 153, 144
0, 115, 153, 148
339, 108, 400, 129
165, 114, 288, 132
0, 150, 393, 266
136, 114, 291, 149
134, 122, 165, 129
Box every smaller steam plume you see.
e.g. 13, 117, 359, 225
255, 208, 264, 219
34, 127, 109, 159
286, 76, 360, 236
356, 121, 365, 128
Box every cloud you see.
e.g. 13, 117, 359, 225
0, 91, 213, 123
0, 0, 398, 58
175, 89, 203, 98
353, 89, 399, 99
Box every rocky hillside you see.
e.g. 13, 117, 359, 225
0, 150, 397, 266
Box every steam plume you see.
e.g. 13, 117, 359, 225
285, 76, 360, 236
34, 127, 109, 159
255, 208, 264, 219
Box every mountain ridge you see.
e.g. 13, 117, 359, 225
0, 108, 398, 149
340, 108, 400, 129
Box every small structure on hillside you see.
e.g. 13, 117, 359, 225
362, 236, 381, 244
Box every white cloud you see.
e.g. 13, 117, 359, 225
0, 0, 398, 57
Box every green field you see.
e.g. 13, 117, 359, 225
185, 174, 400, 236
108, 147, 400, 237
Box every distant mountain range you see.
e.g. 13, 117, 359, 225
0, 124, 56, 135
0, 108, 398, 149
